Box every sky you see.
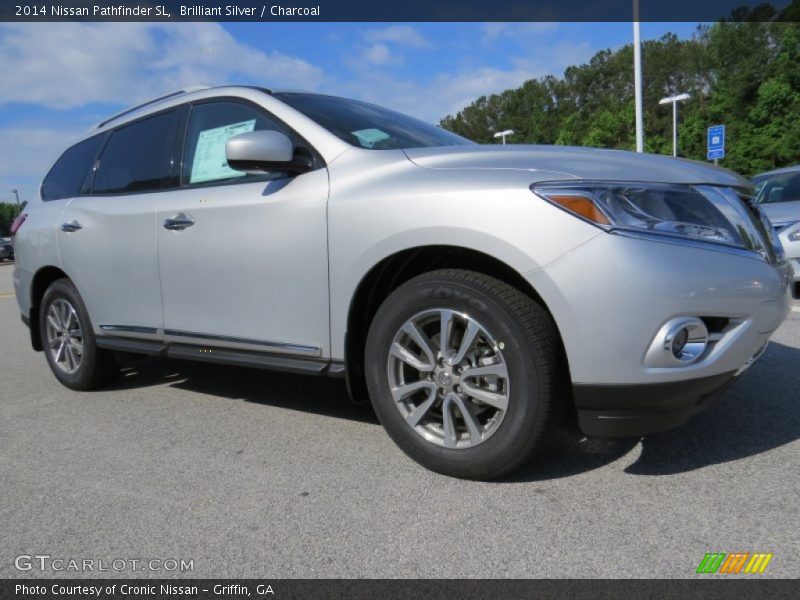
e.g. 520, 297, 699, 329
0, 21, 700, 204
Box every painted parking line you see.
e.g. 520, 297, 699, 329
792, 306, 800, 313
0, 292, 15, 299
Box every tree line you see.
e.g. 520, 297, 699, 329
440, 2, 800, 177
0, 202, 22, 237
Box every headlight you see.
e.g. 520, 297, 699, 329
532, 181, 776, 260
785, 224, 800, 243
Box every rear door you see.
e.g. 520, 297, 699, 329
156, 98, 330, 358
58, 109, 182, 336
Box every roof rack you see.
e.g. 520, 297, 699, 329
95, 85, 210, 129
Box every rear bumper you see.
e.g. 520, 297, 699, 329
574, 371, 738, 437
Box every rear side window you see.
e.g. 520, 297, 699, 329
183, 101, 301, 186
93, 110, 180, 194
41, 135, 105, 201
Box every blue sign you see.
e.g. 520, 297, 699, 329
707, 125, 725, 160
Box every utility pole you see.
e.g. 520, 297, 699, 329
633, 0, 644, 153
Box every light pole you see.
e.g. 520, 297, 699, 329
633, 0, 644, 153
11, 189, 20, 208
493, 129, 514, 145
659, 93, 690, 157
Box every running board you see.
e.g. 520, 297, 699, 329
96, 337, 345, 377
96, 337, 166, 356
167, 344, 328, 375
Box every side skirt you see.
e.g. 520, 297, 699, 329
95, 336, 345, 378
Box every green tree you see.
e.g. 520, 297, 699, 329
440, 3, 800, 178
0, 202, 22, 236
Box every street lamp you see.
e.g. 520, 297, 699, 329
493, 129, 515, 145
11, 189, 20, 207
659, 93, 690, 157
633, 0, 644, 153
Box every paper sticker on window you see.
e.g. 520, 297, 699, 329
352, 128, 390, 148
190, 119, 257, 184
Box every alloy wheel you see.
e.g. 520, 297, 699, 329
45, 298, 84, 375
386, 309, 510, 449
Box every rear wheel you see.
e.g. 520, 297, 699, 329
39, 278, 118, 390
365, 269, 565, 480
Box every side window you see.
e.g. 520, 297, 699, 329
183, 101, 299, 186
93, 110, 180, 194
41, 134, 105, 201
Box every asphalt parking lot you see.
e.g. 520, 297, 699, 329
0, 262, 798, 579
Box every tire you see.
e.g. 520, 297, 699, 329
365, 269, 566, 480
39, 278, 119, 390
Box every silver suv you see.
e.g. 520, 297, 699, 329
13, 86, 794, 479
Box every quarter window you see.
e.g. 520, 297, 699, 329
93, 110, 180, 194
41, 134, 105, 201
182, 101, 299, 186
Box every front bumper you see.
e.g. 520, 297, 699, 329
574, 370, 739, 437
525, 232, 792, 437
527, 232, 792, 386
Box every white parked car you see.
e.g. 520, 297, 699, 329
12, 86, 794, 479
753, 165, 800, 298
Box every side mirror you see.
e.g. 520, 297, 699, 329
226, 130, 313, 175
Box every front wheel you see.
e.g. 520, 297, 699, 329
365, 269, 566, 480
39, 278, 119, 390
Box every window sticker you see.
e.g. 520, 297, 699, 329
190, 119, 257, 184
351, 128, 391, 148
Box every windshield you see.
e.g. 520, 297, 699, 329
273, 92, 474, 150
754, 170, 800, 204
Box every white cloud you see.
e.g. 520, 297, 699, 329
359, 43, 397, 66
332, 37, 594, 123
0, 22, 323, 109
362, 25, 430, 49
0, 125, 88, 203
481, 22, 559, 44
331, 65, 537, 124
0, 126, 83, 179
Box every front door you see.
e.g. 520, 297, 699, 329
156, 99, 330, 358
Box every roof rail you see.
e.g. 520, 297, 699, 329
95, 85, 210, 129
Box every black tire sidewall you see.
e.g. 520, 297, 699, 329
365, 275, 552, 479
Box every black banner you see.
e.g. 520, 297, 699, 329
1, 579, 798, 600
1, 0, 798, 22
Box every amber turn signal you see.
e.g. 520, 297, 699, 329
545, 194, 610, 225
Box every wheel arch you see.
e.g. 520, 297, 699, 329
343, 245, 570, 403
28, 265, 70, 351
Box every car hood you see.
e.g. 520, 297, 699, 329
404, 145, 751, 187
759, 201, 800, 227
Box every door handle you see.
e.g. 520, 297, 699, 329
163, 213, 195, 231
60, 220, 82, 232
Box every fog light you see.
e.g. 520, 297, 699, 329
671, 328, 689, 357
663, 319, 708, 365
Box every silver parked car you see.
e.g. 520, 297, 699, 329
753, 165, 800, 298
12, 86, 794, 479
